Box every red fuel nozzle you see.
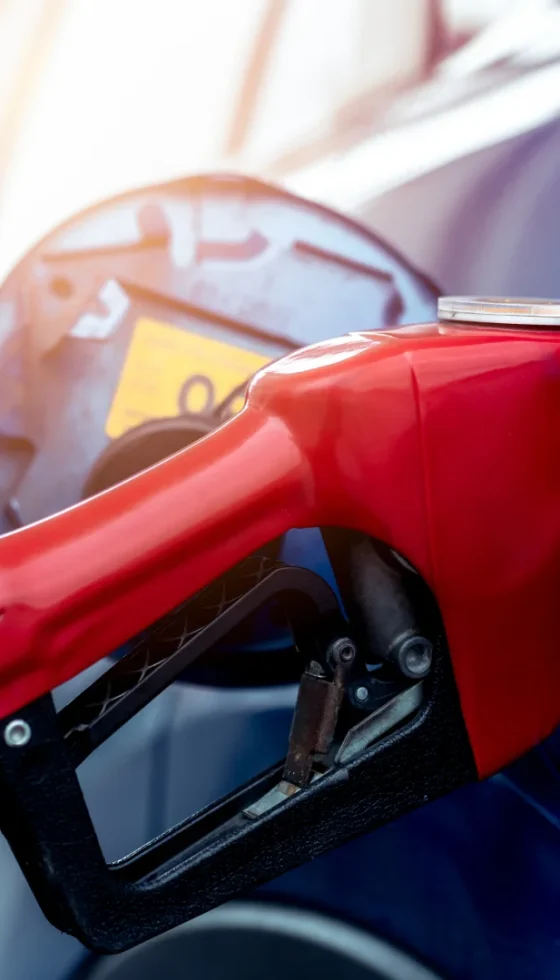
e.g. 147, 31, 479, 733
1, 320, 560, 777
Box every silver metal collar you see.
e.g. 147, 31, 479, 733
438, 296, 560, 327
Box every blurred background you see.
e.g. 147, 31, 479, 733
1, 0, 560, 293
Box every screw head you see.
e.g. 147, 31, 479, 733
398, 636, 433, 679
329, 637, 357, 667
4, 719, 31, 748
355, 685, 369, 703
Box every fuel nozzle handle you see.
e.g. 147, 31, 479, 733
2, 317, 560, 784
0, 407, 309, 718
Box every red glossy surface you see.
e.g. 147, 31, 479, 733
1, 321, 560, 778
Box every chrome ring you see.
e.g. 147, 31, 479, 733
438, 296, 560, 327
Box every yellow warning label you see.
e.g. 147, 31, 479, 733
105, 317, 270, 439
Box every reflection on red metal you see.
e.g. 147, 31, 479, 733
1, 320, 560, 778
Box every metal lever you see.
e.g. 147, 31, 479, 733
283, 640, 357, 787
244, 639, 357, 820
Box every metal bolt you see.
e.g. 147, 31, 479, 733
4, 719, 31, 748
355, 685, 369, 703
397, 636, 433, 679
329, 637, 357, 668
